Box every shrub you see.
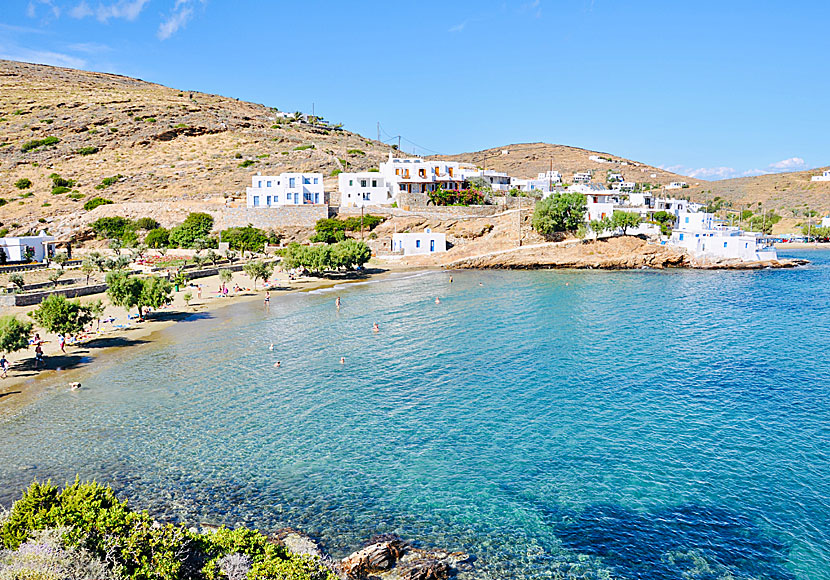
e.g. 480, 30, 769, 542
0, 199, 6, 207
168, 212, 214, 248
91, 216, 131, 239
293, 144, 314, 151
49, 173, 75, 188
346, 148, 365, 156
220, 225, 279, 253
531, 192, 587, 236
14, 178, 32, 190
310, 216, 385, 243
0, 315, 33, 354
68, 192, 85, 200
330, 169, 342, 176
427, 188, 485, 206
132, 217, 160, 231
29, 295, 96, 335
83, 197, 113, 211
238, 160, 255, 168
95, 175, 123, 189
283, 240, 370, 273
20, 136, 59, 152
144, 227, 170, 248
76, 146, 99, 155
51, 186, 71, 195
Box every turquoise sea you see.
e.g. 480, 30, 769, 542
1, 249, 828, 579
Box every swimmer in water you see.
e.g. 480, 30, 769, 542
435, 297, 441, 304
269, 343, 274, 351
372, 322, 379, 333
340, 357, 345, 365
449, 276, 453, 283
274, 361, 281, 368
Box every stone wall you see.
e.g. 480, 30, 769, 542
8, 283, 109, 307
212, 206, 329, 229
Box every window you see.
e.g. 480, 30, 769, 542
679, 234, 684, 240
363, 192, 370, 201
416, 240, 421, 248
303, 177, 310, 185
430, 240, 435, 252
314, 177, 318, 184
349, 180, 353, 186
266, 181, 272, 187
304, 192, 312, 202
258, 181, 262, 187
361, 180, 367, 187
275, 195, 279, 203
419, 169, 426, 178
266, 196, 271, 205
289, 178, 296, 188
294, 193, 299, 204
685, 217, 689, 223
315, 193, 320, 203
253, 196, 260, 206
372, 180, 377, 187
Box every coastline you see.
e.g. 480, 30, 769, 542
0, 263, 410, 420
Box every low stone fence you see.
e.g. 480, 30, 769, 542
1, 283, 109, 307
212, 205, 329, 229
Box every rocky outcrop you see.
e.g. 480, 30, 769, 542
340, 536, 407, 577
337, 535, 470, 580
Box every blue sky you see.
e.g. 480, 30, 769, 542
1, 0, 828, 180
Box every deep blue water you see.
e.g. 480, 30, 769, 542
1, 250, 829, 579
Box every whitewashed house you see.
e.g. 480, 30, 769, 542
392, 230, 447, 256
537, 170, 563, 184
379, 154, 472, 199
670, 212, 777, 261
460, 169, 512, 192
607, 172, 624, 183
573, 172, 592, 184
665, 181, 688, 190
820, 216, 830, 228
568, 184, 616, 222
338, 172, 392, 207
246, 172, 325, 207
811, 170, 830, 182
511, 177, 554, 194
611, 181, 636, 192
0, 232, 55, 263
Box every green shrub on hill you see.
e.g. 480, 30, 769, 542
95, 175, 123, 189
145, 227, 170, 248
76, 146, 99, 155
14, 178, 32, 190
220, 225, 280, 253
84, 197, 113, 211
310, 215, 385, 243
238, 160, 256, 168
169, 212, 214, 248
91, 216, 131, 239
20, 136, 59, 152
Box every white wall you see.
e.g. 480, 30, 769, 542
338, 172, 391, 207
0, 235, 55, 263
246, 173, 325, 207
392, 232, 447, 255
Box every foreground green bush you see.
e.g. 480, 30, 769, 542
84, 197, 113, 211
1, 480, 336, 580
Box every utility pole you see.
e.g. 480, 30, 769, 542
549, 159, 553, 192
398, 136, 401, 151
360, 206, 365, 240
377, 122, 380, 142
518, 196, 523, 247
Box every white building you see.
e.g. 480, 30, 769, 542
611, 181, 636, 192
569, 184, 616, 222
379, 154, 471, 198
338, 172, 392, 207
511, 177, 555, 194
537, 170, 563, 184
607, 172, 624, 183
0, 232, 55, 263
246, 172, 325, 207
670, 212, 777, 262
811, 170, 830, 182
461, 169, 512, 192
589, 155, 611, 164
665, 181, 688, 190
573, 172, 592, 184
392, 230, 447, 256
820, 216, 830, 228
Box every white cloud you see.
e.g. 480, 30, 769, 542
769, 157, 806, 171
27, 0, 61, 19
67, 41, 111, 53
448, 21, 467, 33
69, 1, 93, 18
94, 0, 150, 22
158, 0, 203, 40
0, 46, 85, 69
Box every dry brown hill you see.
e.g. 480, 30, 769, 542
685, 168, 830, 214
430, 142, 701, 188
0, 59, 396, 237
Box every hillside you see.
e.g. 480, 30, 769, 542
430, 142, 700, 188
0, 59, 396, 238
685, 168, 830, 214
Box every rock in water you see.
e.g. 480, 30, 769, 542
340, 537, 407, 578
395, 559, 450, 580
269, 528, 325, 559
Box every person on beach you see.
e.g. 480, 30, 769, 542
197, 285, 202, 300
0, 355, 9, 378
373, 322, 379, 333
34, 343, 44, 369
58, 334, 66, 353
31, 333, 41, 345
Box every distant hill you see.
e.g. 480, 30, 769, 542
685, 168, 830, 214
0, 59, 396, 236
430, 142, 702, 188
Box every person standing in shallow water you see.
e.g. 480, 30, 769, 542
336, 296, 341, 309
264, 291, 270, 310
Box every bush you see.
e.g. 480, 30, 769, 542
427, 188, 485, 206
144, 227, 170, 248
132, 217, 160, 230
95, 175, 123, 189
76, 146, 99, 155
238, 160, 256, 168
0, 199, 7, 207
51, 185, 71, 195
14, 178, 32, 190
49, 173, 75, 188
293, 144, 314, 151
83, 197, 113, 211
29, 295, 96, 335
68, 192, 85, 200
283, 240, 371, 273
220, 225, 280, 253
531, 192, 587, 236
310, 216, 385, 243
168, 212, 214, 248
346, 149, 365, 156
91, 216, 131, 239
0, 315, 33, 354
330, 169, 342, 176
20, 136, 59, 152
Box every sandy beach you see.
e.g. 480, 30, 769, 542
0, 262, 402, 419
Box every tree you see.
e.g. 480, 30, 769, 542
51, 251, 69, 270
138, 276, 172, 317
106, 270, 143, 315
225, 249, 238, 264
109, 239, 123, 256
206, 249, 221, 267
588, 217, 611, 239
81, 254, 101, 285
610, 210, 643, 235
0, 315, 32, 354
47, 269, 64, 288
651, 211, 676, 236
332, 239, 371, 269
30, 295, 95, 336
531, 192, 587, 237
218, 269, 233, 286
104, 255, 130, 271
242, 260, 274, 290
91, 216, 131, 240
183, 292, 193, 306
145, 227, 169, 249
9, 274, 25, 291
168, 212, 214, 248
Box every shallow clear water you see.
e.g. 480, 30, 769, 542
1, 250, 829, 579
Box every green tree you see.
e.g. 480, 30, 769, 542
218, 269, 233, 286
138, 276, 172, 317
30, 295, 95, 336
145, 227, 170, 248
9, 273, 25, 291
0, 315, 32, 354
242, 260, 274, 290
51, 250, 69, 270
168, 212, 214, 248
332, 239, 371, 269
105, 270, 143, 315
589, 217, 611, 238
182, 291, 193, 306
651, 211, 676, 236
610, 210, 643, 235
47, 268, 64, 288
531, 192, 587, 237
91, 216, 131, 239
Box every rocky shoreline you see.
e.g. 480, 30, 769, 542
444, 236, 809, 271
